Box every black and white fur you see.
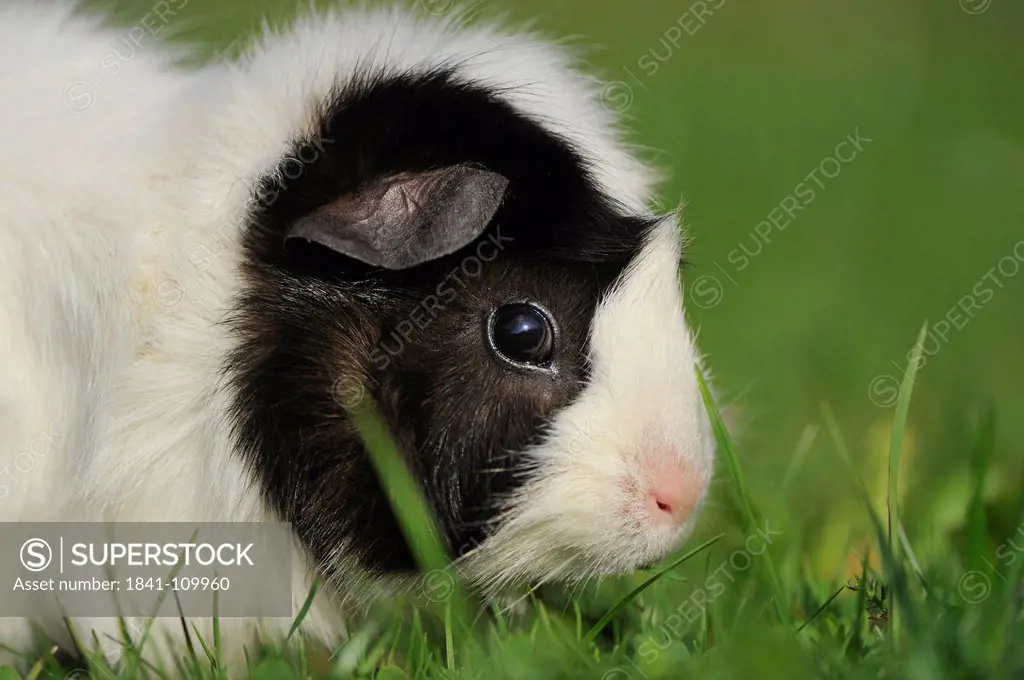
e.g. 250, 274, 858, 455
0, 1, 715, 667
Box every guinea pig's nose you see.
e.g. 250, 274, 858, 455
645, 464, 703, 526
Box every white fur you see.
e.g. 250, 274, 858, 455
465, 218, 715, 591
0, 1, 711, 668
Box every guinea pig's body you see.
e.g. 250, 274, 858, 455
0, 1, 715, 668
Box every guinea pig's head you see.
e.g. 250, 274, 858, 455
226, 69, 715, 595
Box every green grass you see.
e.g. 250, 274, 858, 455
7, 338, 1023, 678
7, 0, 1022, 677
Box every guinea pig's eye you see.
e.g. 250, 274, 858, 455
487, 303, 556, 369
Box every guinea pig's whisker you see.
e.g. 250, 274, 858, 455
483, 449, 522, 463
455, 514, 508, 531
476, 467, 514, 474
563, 570, 598, 609
495, 591, 533, 618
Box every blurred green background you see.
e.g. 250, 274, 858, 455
86, 0, 1023, 576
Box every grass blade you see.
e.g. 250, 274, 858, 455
696, 366, 790, 625
23, 647, 55, 680
444, 601, 455, 670
795, 583, 845, 635
347, 395, 449, 573
212, 584, 222, 676
781, 424, 819, 495
820, 402, 871, 508
189, 623, 218, 669
886, 320, 928, 646
865, 500, 917, 637
702, 551, 713, 650
345, 392, 473, 630
287, 578, 320, 643
839, 551, 871, 659
582, 533, 723, 644
965, 401, 997, 571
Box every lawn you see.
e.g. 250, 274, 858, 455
9, 0, 1024, 677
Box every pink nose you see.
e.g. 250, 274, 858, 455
645, 465, 703, 526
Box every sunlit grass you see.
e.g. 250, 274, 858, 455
6, 330, 1022, 679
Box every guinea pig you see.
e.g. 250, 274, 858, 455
0, 0, 715, 667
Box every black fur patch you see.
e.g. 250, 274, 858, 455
225, 69, 658, 578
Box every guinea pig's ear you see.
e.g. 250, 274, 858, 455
284, 163, 509, 270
